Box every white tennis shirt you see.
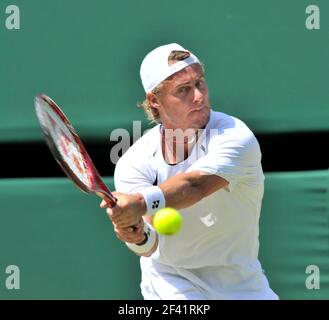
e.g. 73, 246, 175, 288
114, 110, 278, 299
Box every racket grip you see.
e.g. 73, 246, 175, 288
99, 189, 141, 230
99, 192, 137, 231
98, 192, 117, 207
101, 193, 140, 231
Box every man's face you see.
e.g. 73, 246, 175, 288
149, 64, 211, 130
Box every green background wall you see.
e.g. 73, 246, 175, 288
1, 0, 328, 142
1, 172, 328, 299
259, 171, 329, 300
0, 178, 142, 300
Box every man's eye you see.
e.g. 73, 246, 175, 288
178, 86, 189, 93
196, 80, 205, 88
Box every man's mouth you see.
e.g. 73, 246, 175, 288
191, 105, 208, 112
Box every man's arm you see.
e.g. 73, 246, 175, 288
105, 171, 228, 229
159, 170, 229, 210
102, 171, 228, 257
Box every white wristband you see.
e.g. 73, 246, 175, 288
126, 222, 157, 255
139, 186, 165, 215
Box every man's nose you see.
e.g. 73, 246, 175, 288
193, 86, 204, 104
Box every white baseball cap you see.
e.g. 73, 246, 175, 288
140, 43, 200, 93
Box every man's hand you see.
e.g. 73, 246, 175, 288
112, 219, 146, 244
100, 191, 146, 228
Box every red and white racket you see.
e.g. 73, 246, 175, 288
34, 94, 117, 206
35, 94, 155, 249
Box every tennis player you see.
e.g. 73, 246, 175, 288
101, 43, 278, 300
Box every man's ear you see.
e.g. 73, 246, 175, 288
146, 92, 160, 110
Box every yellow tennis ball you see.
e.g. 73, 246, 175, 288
153, 207, 182, 235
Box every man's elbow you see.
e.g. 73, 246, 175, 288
195, 172, 229, 199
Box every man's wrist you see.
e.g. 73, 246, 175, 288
126, 222, 158, 256
135, 193, 147, 214
138, 186, 166, 216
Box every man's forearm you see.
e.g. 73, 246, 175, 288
159, 171, 228, 210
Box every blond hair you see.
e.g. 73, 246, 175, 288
138, 50, 196, 124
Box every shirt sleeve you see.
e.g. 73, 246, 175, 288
114, 152, 156, 194
186, 130, 263, 192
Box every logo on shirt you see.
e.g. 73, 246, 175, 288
200, 212, 217, 227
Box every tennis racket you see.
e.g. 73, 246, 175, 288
34, 94, 117, 206
34, 94, 155, 247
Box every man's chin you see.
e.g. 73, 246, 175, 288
189, 108, 210, 129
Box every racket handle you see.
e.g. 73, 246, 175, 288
100, 192, 140, 232
97, 192, 117, 207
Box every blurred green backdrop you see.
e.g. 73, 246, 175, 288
0, 172, 328, 299
0, 0, 328, 142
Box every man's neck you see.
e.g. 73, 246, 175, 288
161, 128, 199, 165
